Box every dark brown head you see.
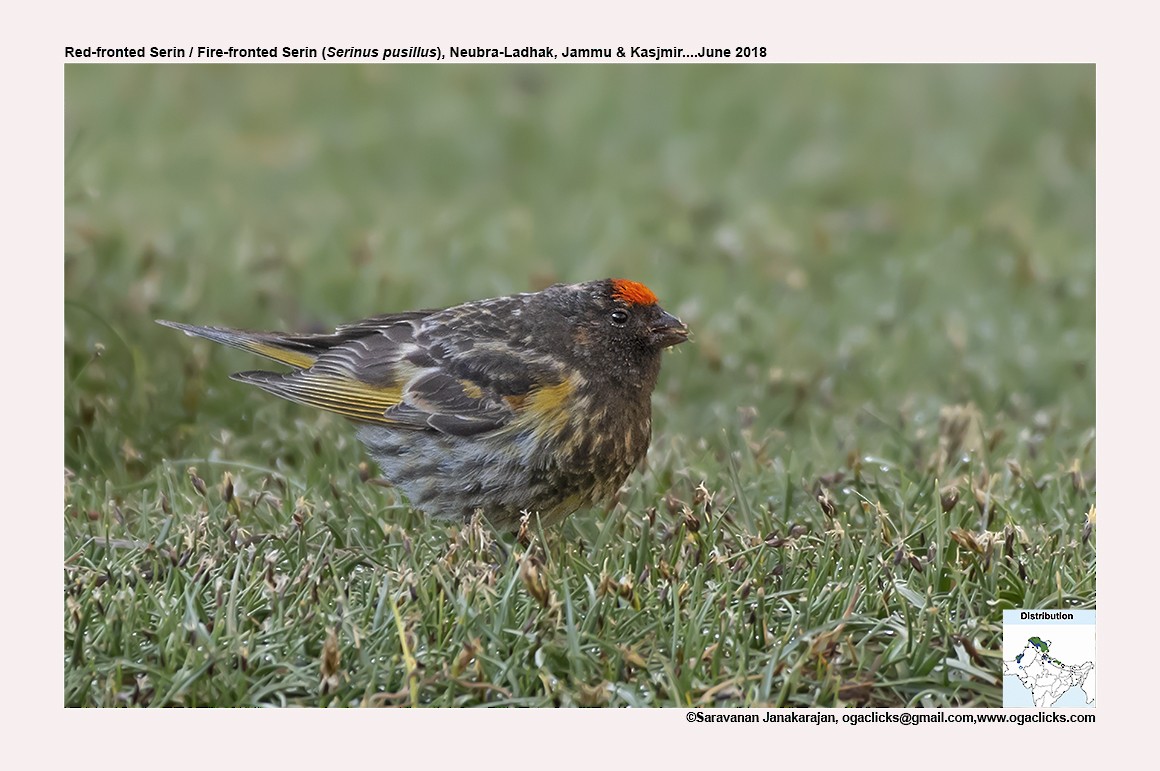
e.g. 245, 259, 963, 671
601, 278, 689, 349
528, 279, 688, 389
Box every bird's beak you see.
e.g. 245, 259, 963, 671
651, 310, 689, 348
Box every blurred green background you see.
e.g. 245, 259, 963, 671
64, 65, 1094, 707
66, 64, 1094, 466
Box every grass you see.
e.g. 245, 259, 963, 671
64, 64, 1095, 707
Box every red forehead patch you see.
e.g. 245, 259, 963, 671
610, 279, 658, 306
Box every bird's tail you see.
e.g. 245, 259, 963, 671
155, 320, 320, 369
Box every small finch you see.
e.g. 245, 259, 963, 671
158, 279, 688, 528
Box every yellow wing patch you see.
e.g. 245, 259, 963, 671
272, 373, 404, 424
513, 375, 581, 439
245, 341, 317, 370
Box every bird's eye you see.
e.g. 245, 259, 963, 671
609, 309, 629, 326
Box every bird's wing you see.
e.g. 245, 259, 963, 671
231, 316, 571, 437
156, 320, 324, 369
156, 311, 434, 370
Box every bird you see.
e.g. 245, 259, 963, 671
158, 279, 689, 529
